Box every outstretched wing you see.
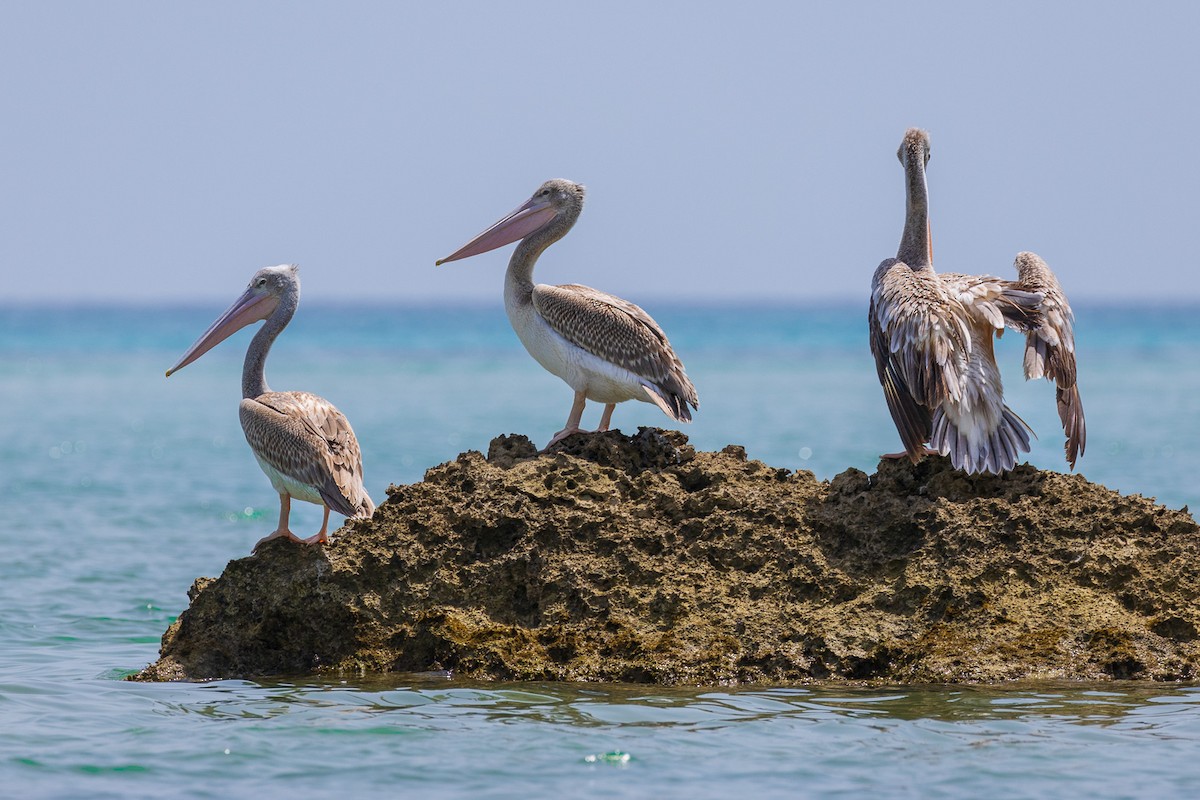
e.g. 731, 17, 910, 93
869, 258, 971, 459
532, 283, 698, 420
940, 272, 1044, 333
1012, 251, 1086, 469
240, 391, 374, 517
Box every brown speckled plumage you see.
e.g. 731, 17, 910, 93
241, 392, 373, 518
533, 283, 697, 421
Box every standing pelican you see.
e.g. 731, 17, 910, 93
437, 179, 698, 446
166, 265, 374, 550
869, 129, 1086, 474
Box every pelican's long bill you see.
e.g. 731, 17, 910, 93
166, 287, 279, 377
435, 196, 557, 265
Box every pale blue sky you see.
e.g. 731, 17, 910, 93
3, 1, 1197, 304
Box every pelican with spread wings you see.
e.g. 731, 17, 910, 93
869, 129, 1085, 474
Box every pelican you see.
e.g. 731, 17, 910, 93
869, 129, 1086, 474
166, 265, 374, 550
437, 179, 698, 446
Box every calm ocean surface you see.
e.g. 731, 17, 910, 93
2, 302, 1199, 798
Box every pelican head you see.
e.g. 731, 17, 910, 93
534, 178, 586, 212
436, 179, 586, 265
166, 264, 299, 377
898, 128, 931, 170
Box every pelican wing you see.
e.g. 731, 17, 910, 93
870, 258, 971, 458
1012, 251, 1086, 468
533, 283, 698, 420
240, 391, 374, 517
940, 273, 1044, 333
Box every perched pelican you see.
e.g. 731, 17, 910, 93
437, 179, 698, 446
166, 265, 374, 550
869, 129, 1086, 474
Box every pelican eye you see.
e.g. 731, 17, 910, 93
256, 278, 267, 288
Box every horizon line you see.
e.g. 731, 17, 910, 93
2, 295, 1195, 311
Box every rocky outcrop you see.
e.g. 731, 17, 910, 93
134, 428, 1200, 684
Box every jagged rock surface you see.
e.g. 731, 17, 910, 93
134, 428, 1200, 684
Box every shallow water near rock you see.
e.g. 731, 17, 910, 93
9, 669, 1200, 798
4, 303, 1200, 796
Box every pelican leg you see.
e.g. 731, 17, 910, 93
302, 505, 333, 546
597, 403, 616, 432
880, 447, 941, 462
546, 391, 589, 447
254, 493, 304, 552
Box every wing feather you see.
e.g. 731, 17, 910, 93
240, 391, 374, 517
532, 283, 698, 420
940, 272, 1044, 334
1012, 251, 1086, 468
870, 259, 969, 459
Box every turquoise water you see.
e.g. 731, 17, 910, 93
3, 303, 1200, 798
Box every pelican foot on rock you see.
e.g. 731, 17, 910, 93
544, 427, 590, 450
880, 447, 941, 462
253, 529, 305, 552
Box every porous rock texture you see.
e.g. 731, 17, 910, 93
134, 428, 1200, 684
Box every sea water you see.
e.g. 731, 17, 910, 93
2, 303, 1199, 798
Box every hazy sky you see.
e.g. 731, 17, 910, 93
3, 1, 1198, 304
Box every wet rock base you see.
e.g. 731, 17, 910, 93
134, 428, 1200, 684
